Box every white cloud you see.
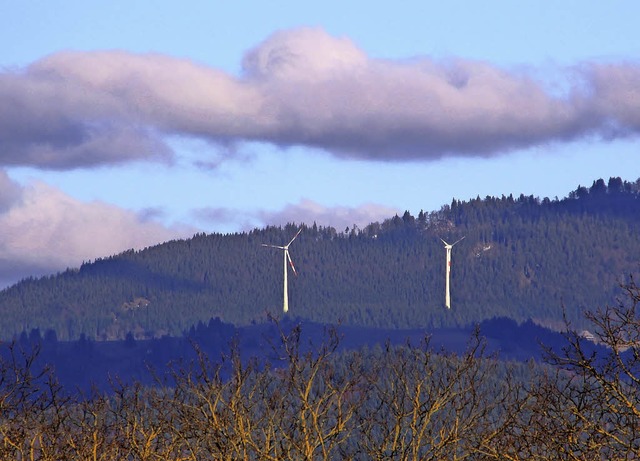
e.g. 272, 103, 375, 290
242, 27, 368, 81
0, 176, 194, 287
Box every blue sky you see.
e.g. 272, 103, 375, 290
0, 1, 639, 287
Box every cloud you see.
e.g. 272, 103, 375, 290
258, 199, 401, 231
584, 62, 640, 135
0, 71, 173, 169
195, 199, 401, 232
192, 206, 259, 231
0, 175, 194, 287
1, 27, 640, 168
242, 28, 368, 81
0, 170, 23, 212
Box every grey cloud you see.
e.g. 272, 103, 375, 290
192, 207, 258, 231
136, 207, 168, 223
584, 62, 640, 135
0, 71, 172, 169
1, 28, 639, 169
193, 207, 242, 223
0, 170, 22, 211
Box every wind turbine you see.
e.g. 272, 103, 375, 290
440, 236, 465, 309
262, 228, 302, 313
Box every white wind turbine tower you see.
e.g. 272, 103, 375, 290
262, 228, 302, 313
441, 236, 465, 309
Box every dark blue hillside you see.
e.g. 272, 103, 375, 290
4, 317, 576, 394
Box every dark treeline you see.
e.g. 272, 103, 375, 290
1, 177, 640, 341
1, 280, 640, 460
4, 315, 570, 394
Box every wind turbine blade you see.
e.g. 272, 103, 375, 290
440, 238, 449, 246
286, 250, 298, 275
287, 228, 303, 247
262, 244, 285, 249
452, 236, 466, 246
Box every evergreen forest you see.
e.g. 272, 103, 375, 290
1, 177, 639, 341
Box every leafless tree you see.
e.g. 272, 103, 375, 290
354, 330, 526, 461
518, 278, 640, 459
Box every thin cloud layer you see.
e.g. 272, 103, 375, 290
0, 175, 193, 287
195, 199, 401, 232
2, 27, 640, 169
258, 199, 401, 231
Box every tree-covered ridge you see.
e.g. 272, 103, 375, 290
1, 177, 639, 340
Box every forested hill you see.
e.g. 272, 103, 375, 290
1, 177, 639, 341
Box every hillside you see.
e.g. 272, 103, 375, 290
7, 316, 569, 394
1, 177, 639, 341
